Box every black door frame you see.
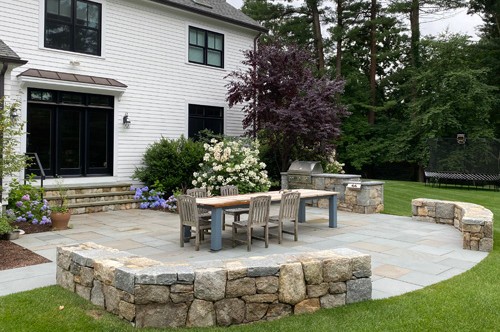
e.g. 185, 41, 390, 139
26, 88, 114, 177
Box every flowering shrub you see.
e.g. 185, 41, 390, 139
192, 137, 271, 195
323, 150, 345, 174
6, 177, 51, 225
132, 186, 177, 212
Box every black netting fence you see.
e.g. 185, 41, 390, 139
426, 138, 500, 186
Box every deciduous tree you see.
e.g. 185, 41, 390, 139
226, 43, 349, 171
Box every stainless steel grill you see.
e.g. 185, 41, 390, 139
286, 161, 323, 189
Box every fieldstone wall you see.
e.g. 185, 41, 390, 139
412, 198, 494, 252
57, 243, 372, 328
281, 173, 384, 214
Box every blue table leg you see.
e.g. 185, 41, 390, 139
329, 195, 337, 228
183, 225, 191, 242
298, 200, 306, 223
210, 207, 223, 251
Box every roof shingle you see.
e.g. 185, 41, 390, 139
151, 0, 266, 32
0, 39, 27, 63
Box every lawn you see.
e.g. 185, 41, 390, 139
0, 180, 499, 331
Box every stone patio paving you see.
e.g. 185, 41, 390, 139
0, 207, 489, 298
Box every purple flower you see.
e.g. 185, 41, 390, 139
139, 202, 150, 209
41, 216, 51, 225
141, 186, 149, 192
21, 194, 30, 201
16, 201, 23, 208
32, 219, 39, 225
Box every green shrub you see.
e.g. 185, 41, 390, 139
133, 136, 204, 194
0, 215, 14, 235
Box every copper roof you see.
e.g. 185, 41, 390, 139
18, 69, 127, 88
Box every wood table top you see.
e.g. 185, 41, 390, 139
196, 189, 338, 208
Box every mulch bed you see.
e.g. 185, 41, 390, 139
0, 222, 53, 271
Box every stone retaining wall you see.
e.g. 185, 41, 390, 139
412, 198, 494, 252
56, 243, 372, 328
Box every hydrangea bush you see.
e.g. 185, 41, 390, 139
323, 150, 345, 174
192, 137, 271, 195
6, 176, 51, 225
132, 186, 177, 212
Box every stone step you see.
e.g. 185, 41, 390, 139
41, 182, 138, 215
69, 199, 139, 215
45, 191, 134, 204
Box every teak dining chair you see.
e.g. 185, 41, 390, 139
177, 195, 211, 251
232, 195, 271, 251
220, 185, 249, 230
186, 188, 211, 220
269, 191, 301, 242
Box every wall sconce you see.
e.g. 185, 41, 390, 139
456, 133, 466, 144
123, 113, 131, 128
10, 109, 19, 121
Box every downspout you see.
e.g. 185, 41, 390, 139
0, 62, 7, 212
252, 33, 261, 138
0, 62, 8, 101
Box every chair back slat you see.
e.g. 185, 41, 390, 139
186, 188, 207, 198
248, 195, 271, 226
177, 195, 199, 227
220, 185, 239, 196
279, 191, 301, 221
187, 188, 209, 216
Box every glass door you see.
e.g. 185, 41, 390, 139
26, 89, 114, 177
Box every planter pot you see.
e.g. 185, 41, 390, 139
1, 229, 22, 240
51, 212, 71, 230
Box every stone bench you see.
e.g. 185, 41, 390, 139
412, 198, 494, 252
57, 243, 372, 328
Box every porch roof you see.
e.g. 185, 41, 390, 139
18, 69, 127, 88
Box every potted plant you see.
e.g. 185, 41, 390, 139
0, 215, 20, 240
50, 181, 71, 230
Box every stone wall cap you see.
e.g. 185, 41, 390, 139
311, 174, 361, 178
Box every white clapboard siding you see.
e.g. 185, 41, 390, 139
1, 0, 256, 182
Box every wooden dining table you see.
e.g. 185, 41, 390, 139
195, 189, 339, 251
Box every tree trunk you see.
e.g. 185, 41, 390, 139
410, 0, 420, 69
307, 0, 325, 73
335, 0, 343, 78
368, 0, 377, 125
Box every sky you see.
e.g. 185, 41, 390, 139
226, 0, 484, 40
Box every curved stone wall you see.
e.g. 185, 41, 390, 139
412, 198, 494, 252
56, 243, 372, 328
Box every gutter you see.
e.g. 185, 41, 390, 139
0, 57, 28, 100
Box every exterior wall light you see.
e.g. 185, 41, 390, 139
457, 133, 466, 144
123, 113, 131, 128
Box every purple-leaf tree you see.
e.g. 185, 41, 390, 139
226, 42, 350, 171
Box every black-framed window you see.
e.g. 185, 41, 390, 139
45, 0, 102, 56
188, 104, 224, 139
188, 27, 224, 68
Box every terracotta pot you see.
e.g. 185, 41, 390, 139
51, 212, 71, 230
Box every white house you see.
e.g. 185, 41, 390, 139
0, 0, 264, 188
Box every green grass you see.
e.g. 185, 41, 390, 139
1, 180, 499, 331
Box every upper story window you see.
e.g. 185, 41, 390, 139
188, 27, 224, 68
45, 0, 102, 56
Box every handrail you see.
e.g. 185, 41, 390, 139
25, 152, 46, 199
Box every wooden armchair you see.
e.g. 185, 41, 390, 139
232, 195, 271, 251
177, 195, 211, 251
220, 185, 249, 230
269, 191, 301, 242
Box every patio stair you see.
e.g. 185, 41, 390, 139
43, 182, 138, 215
